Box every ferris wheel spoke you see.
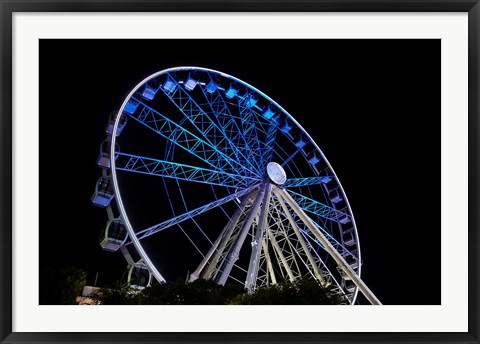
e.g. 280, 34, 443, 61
279, 206, 358, 276
300, 233, 351, 302
266, 226, 298, 282
245, 183, 272, 292
237, 93, 268, 171
160, 74, 259, 177
127, 97, 249, 175
286, 226, 350, 302
264, 203, 298, 282
301, 219, 357, 261
215, 183, 269, 285
204, 190, 265, 282
261, 120, 279, 165
115, 152, 259, 189
274, 188, 357, 259
274, 186, 382, 305
201, 78, 265, 174
189, 191, 256, 282
197, 78, 262, 175
284, 175, 336, 188
261, 235, 278, 285
127, 183, 261, 243
275, 213, 309, 280
274, 193, 327, 285
280, 147, 302, 168
286, 189, 352, 224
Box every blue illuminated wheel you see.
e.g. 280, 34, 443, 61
92, 67, 381, 304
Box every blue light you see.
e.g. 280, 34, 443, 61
141, 86, 157, 100
329, 188, 344, 204
141, 80, 161, 100
320, 176, 333, 183
246, 94, 258, 107
205, 74, 221, 94
124, 100, 139, 115
184, 72, 200, 91
91, 176, 114, 207
225, 82, 239, 99
308, 152, 321, 166
162, 78, 177, 93
295, 135, 307, 148
262, 104, 276, 119
281, 120, 292, 133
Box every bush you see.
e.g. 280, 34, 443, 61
229, 277, 342, 305
92, 277, 341, 305
39, 266, 87, 305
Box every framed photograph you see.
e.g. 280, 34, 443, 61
1, 1, 478, 343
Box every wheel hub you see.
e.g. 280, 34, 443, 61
266, 162, 287, 185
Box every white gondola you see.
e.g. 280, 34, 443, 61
96, 140, 119, 168
128, 263, 152, 290
336, 265, 351, 280
342, 227, 356, 246
141, 79, 161, 100
100, 218, 128, 252
345, 280, 356, 292
184, 72, 200, 91
91, 176, 114, 207
344, 249, 359, 269
162, 76, 177, 94
105, 111, 128, 136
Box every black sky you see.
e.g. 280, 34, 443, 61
39, 39, 440, 305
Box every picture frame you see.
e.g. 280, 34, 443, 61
1, 1, 478, 343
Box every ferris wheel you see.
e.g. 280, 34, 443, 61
91, 67, 381, 305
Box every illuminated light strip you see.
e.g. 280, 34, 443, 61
116, 152, 260, 189
161, 73, 259, 177
287, 190, 352, 223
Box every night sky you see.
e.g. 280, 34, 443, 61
40, 39, 440, 305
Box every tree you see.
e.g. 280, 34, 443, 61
138, 279, 244, 305
95, 279, 244, 305
229, 277, 343, 305
90, 281, 141, 305
91, 277, 342, 305
39, 266, 87, 305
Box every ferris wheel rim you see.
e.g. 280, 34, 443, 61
108, 66, 363, 303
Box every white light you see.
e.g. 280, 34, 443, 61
266, 162, 287, 185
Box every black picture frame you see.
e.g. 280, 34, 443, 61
1, 1, 478, 343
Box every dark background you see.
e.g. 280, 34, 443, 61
39, 39, 440, 305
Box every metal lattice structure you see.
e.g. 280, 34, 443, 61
91, 67, 381, 304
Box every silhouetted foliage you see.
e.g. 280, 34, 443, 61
94, 278, 243, 305
229, 277, 343, 305
90, 281, 142, 305
93, 277, 341, 305
39, 266, 87, 304
138, 278, 244, 305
